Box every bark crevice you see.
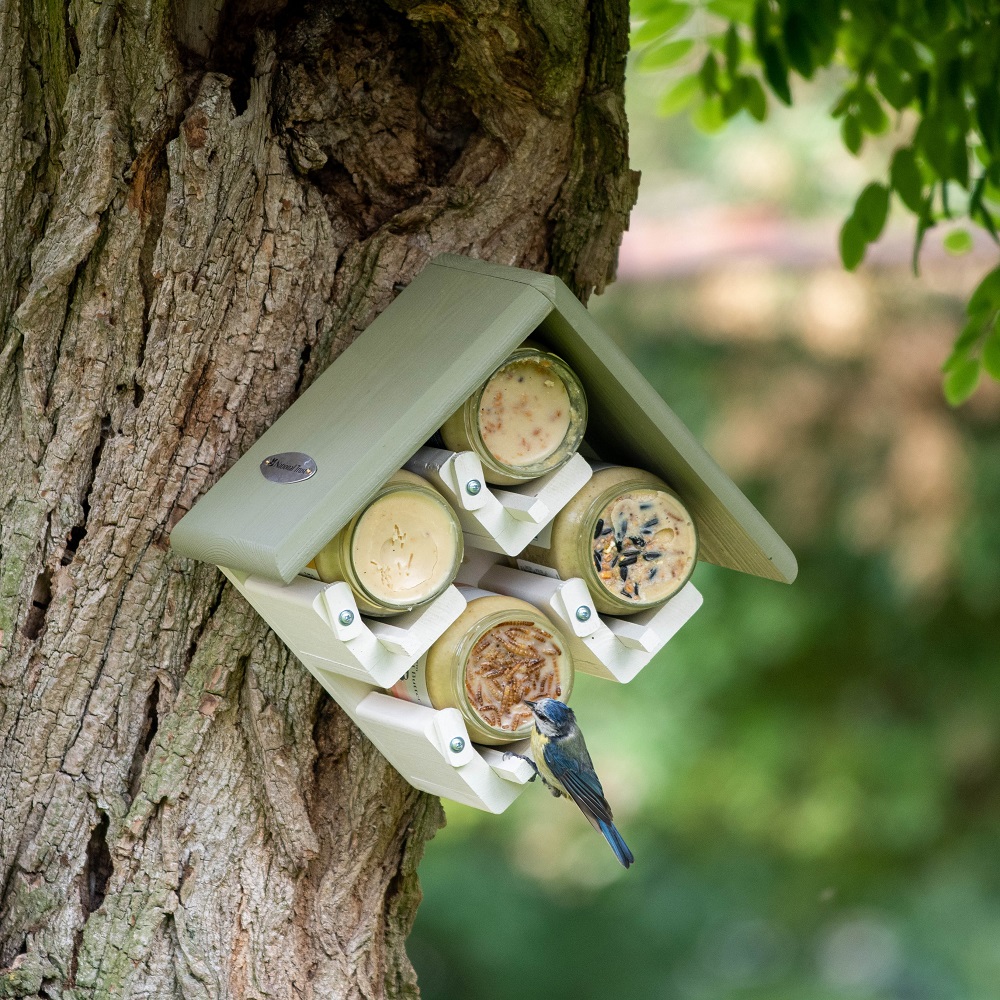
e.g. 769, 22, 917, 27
20, 569, 51, 641
126, 680, 161, 801
81, 813, 113, 917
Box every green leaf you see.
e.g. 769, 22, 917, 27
706, 0, 755, 23
631, 4, 693, 44
693, 94, 726, 133
970, 175, 1000, 245
891, 148, 925, 212
857, 88, 889, 134
752, 0, 770, 53
699, 52, 720, 94
912, 214, 932, 276
761, 44, 792, 104
925, 0, 949, 33
944, 229, 974, 254
943, 356, 981, 405
783, 13, 814, 77
919, 112, 970, 186
840, 216, 867, 270
875, 61, 914, 111
725, 23, 741, 74
949, 136, 970, 187
917, 115, 950, 177
982, 317, 1000, 381
941, 318, 983, 372
641, 37, 695, 69
975, 85, 1000, 154
842, 113, 863, 155
916, 70, 931, 111
722, 76, 750, 119
968, 264, 1000, 318
744, 75, 767, 121
854, 182, 890, 242
889, 36, 920, 74
658, 74, 702, 116
830, 89, 852, 118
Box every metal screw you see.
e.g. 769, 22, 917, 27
449, 736, 466, 753
465, 479, 482, 496
338, 610, 355, 627
575, 606, 592, 622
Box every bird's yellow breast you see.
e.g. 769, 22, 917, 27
529, 726, 565, 795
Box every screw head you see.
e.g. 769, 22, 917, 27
575, 605, 592, 622
449, 736, 466, 753
338, 610, 355, 627
465, 479, 482, 496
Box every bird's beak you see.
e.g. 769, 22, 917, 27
523, 699, 537, 709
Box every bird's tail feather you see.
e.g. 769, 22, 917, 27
599, 819, 634, 868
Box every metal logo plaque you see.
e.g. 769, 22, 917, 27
260, 452, 317, 484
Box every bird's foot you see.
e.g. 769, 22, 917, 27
503, 750, 540, 781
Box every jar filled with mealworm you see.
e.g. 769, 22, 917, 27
439, 344, 588, 485
389, 589, 574, 745
518, 466, 698, 616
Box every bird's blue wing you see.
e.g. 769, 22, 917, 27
542, 733, 613, 825
542, 728, 635, 868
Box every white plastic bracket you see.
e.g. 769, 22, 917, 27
477, 563, 703, 683
405, 447, 593, 555
228, 570, 466, 689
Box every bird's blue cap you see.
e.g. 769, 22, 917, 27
525, 697, 574, 725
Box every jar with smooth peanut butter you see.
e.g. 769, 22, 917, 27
308, 470, 464, 617
389, 589, 574, 745
518, 466, 698, 616
439, 345, 587, 486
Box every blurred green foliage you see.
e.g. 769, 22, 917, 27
409, 308, 1000, 999
408, 32, 999, 999
630, 0, 1000, 403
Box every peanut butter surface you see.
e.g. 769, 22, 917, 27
478, 357, 571, 468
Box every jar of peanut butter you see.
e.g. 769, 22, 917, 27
309, 470, 464, 617
389, 588, 575, 745
518, 466, 698, 616
439, 345, 587, 486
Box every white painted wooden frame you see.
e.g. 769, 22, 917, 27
227, 570, 466, 688
221, 566, 536, 812
219, 550, 702, 810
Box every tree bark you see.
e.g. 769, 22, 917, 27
0, 1, 637, 996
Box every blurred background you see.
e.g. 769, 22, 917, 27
408, 58, 1000, 1000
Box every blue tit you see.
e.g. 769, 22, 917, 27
519, 697, 634, 868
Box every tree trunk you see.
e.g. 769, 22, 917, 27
0, 1, 637, 996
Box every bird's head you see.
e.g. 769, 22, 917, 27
524, 697, 575, 738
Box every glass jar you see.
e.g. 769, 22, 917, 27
389, 589, 575, 745
309, 470, 464, 617
518, 466, 698, 616
439, 345, 588, 486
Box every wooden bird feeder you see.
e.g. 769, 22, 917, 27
170, 254, 796, 813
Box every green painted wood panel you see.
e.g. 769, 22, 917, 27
170, 263, 553, 580
540, 281, 797, 583
171, 253, 795, 586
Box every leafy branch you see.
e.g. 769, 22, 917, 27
632, 0, 1000, 404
